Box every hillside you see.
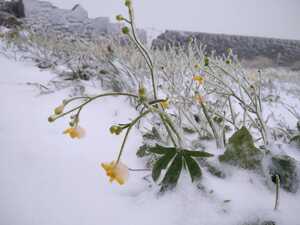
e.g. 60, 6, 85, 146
152, 30, 300, 70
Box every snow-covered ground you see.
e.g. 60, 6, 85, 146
1, 55, 300, 225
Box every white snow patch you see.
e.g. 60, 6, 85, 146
0, 55, 300, 225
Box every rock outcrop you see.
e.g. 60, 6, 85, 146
152, 30, 300, 70
0, 0, 24, 27
0, 0, 25, 18
22, 0, 146, 41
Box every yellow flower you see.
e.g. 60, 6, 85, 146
160, 99, 169, 110
193, 75, 205, 85
63, 126, 85, 139
101, 161, 129, 185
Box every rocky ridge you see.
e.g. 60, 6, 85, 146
152, 30, 300, 70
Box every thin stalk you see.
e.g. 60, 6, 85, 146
274, 174, 280, 210
116, 110, 151, 163
160, 114, 178, 147
53, 92, 138, 121
200, 101, 222, 148
228, 96, 238, 130
127, 6, 157, 100
181, 109, 202, 137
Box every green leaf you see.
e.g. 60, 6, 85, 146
136, 144, 150, 158
148, 144, 176, 155
152, 150, 176, 181
161, 153, 183, 188
290, 135, 300, 142
183, 153, 202, 182
290, 135, 300, 148
143, 127, 161, 140
183, 149, 214, 158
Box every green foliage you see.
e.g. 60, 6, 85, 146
152, 148, 176, 182
136, 144, 151, 158
183, 153, 202, 182
150, 145, 213, 189
142, 127, 161, 141
219, 127, 263, 170
182, 149, 214, 158
290, 135, 300, 148
160, 152, 183, 189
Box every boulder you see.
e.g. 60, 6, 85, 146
269, 154, 299, 193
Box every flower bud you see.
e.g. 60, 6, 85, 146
194, 64, 201, 70
204, 57, 209, 67
48, 115, 56, 123
122, 26, 130, 35
54, 104, 64, 115
69, 121, 75, 127
110, 125, 123, 135
116, 14, 124, 21
125, 0, 132, 7
138, 85, 147, 99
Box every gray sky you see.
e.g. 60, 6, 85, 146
48, 0, 300, 40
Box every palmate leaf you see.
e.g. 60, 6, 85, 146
152, 149, 176, 181
183, 153, 202, 182
161, 152, 183, 188
151, 146, 214, 189
148, 144, 176, 155
183, 149, 214, 158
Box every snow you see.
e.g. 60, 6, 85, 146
1, 55, 300, 225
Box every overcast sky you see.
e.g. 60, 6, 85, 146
47, 0, 300, 40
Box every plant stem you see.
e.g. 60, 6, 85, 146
127, 6, 157, 100
274, 174, 280, 210
116, 110, 151, 164
53, 92, 138, 121
200, 101, 222, 148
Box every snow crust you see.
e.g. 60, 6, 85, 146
1, 56, 300, 225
